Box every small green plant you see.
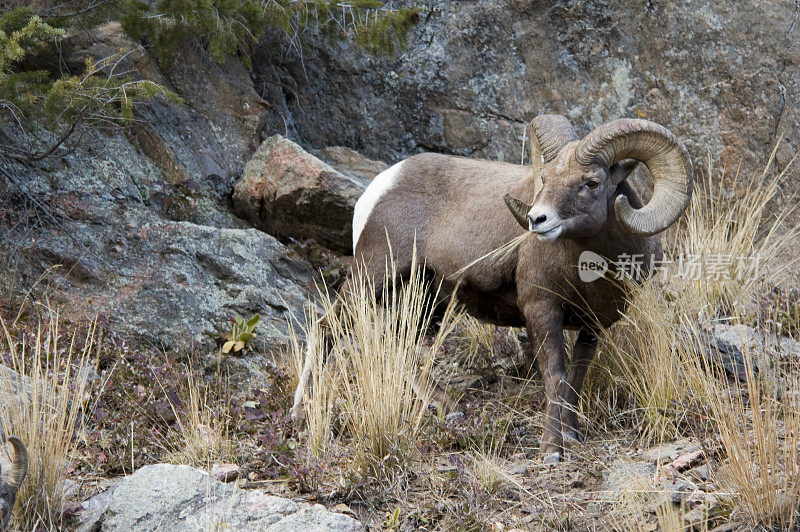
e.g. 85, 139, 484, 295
218, 314, 260, 354
382, 507, 401, 529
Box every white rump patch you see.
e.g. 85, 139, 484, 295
352, 160, 405, 253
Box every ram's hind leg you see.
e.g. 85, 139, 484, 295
291, 294, 343, 430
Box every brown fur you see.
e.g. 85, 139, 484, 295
293, 128, 684, 462
0, 436, 28, 529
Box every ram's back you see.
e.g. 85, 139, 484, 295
353, 152, 536, 325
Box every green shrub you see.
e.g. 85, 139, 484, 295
119, 0, 421, 67
0, 7, 179, 161
0, 1, 419, 160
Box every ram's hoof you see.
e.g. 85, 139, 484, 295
290, 408, 306, 432
563, 430, 585, 443
542, 451, 562, 464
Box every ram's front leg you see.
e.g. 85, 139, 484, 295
524, 301, 567, 463
561, 328, 598, 444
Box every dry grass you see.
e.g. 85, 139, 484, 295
586, 148, 799, 439
468, 415, 522, 497
163, 365, 238, 468
615, 494, 693, 532
294, 316, 339, 458
450, 316, 525, 376
0, 310, 94, 530
695, 339, 800, 528
592, 148, 800, 528
667, 146, 800, 309
609, 466, 691, 532
299, 255, 463, 477
470, 451, 517, 496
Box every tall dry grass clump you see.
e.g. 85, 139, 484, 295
584, 147, 799, 442
667, 146, 800, 310
692, 343, 800, 528
287, 308, 339, 458
299, 255, 462, 476
590, 145, 800, 527
0, 310, 93, 530
163, 366, 238, 468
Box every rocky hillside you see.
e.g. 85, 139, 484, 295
0, 25, 383, 360
1, 3, 800, 531
2, 2, 798, 355
257, 0, 798, 178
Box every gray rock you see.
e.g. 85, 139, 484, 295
683, 505, 712, 526
640, 439, 701, 464
8, 189, 312, 353
659, 476, 700, 505
0, 27, 314, 356
687, 464, 710, 482
712, 323, 800, 361
64, 23, 268, 229
233, 135, 369, 253
255, 1, 799, 190
685, 328, 749, 381
78, 464, 363, 532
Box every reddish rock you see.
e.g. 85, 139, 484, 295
211, 463, 240, 483
233, 135, 369, 253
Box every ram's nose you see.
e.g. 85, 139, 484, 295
527, 212, 548, 230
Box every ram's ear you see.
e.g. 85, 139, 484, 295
503, 194, 531, 229
609, 159, 639, 185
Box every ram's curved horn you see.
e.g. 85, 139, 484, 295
529, 129, 543, 178
504, 194, 531, 229
7, 436, 28, 491
575, 119, 693, 236
531, 114, 579, 163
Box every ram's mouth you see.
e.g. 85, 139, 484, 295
533, 225, 563, 241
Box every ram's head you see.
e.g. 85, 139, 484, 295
0, 436, 28, 530
504, 115, 693, 240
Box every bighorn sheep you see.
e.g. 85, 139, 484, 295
292, 116, 693, 462
0, 436, 28, 529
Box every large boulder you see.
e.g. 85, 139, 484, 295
77, 464, 363, 531
0, 126, 312, 355
232, 135, 369, 253
255, 1, 799, 183
0, 25, 313, 354
20, 213, 311, 352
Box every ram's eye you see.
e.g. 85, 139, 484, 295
586, 180, 600, 190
